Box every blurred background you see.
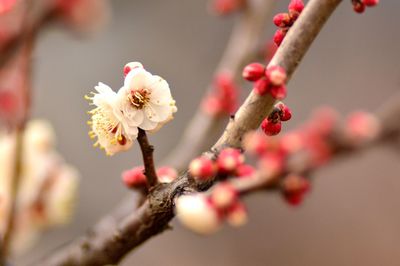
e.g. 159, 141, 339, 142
15, 0, 400, 265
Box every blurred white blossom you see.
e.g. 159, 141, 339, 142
0, 119, 79, 254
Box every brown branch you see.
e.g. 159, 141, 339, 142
163, 0, 276, 169
218, 92, 400, 196
36, 0, 344, 265
137, 129, 158, 188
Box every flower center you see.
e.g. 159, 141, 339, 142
129, 88, 150, 109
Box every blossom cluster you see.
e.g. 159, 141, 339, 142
202, 73, 239, 117
0, 120, 79, 253
243, 63, 288, 100
351, 0, 379, 13
273, 0, 304, 47
210, 0, 246, 16
177, 148, 252, 234
86, 62, 177, 156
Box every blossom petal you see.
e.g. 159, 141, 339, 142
124, 68, 153, 90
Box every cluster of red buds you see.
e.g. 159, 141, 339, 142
210, 0, 246, 16
261, 102, 292, 136
273, 0, 304, 47
351, 0, 379, 13
0, 0, 16, 15
242, 131, 313, 206
121, 165, 178, 189
189, 147, 253, 181
202, 73, 239, 117
176, 148, 255, 234
175, 186, 247, 235
243, 63, 288, 100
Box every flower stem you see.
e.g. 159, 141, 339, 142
137, 129, 158, 188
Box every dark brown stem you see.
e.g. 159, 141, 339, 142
137, 129, 158, 188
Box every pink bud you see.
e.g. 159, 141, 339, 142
346, 111, 380, 142
242, 63, 265, 82
217, 148, 244, 174
288, 0, 304, 13
362, 0, 379, 7
226, 201, 248, 227
123, 62, 143, 77
273, 28, 287, 46
121, 166, 147, 188
273, 13, 292, 28
212, 0, 243, 15
236, 164, 256, 178
242, 131, 269, 156
270, 85, 287, 100
189, 156, 217, 181
202, 96, 223, 117
277, 103, 292, 121
211, 183, 238, 209
156, 166, 178, 183
261, 119, 282, 136
282, 174, 310, 194
279, 132, 304, 154
258, 153, 285, 178
353, 2, 365, 13
253, 78, 270, 95
265, 66, 287, 86
0, 0, 16, 14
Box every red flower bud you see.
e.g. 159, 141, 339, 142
261, 119, 282, 136
353, 2, 365, 13
362, 0, 379, 7
189, 156, 217, 181
277, 103, 292, 121
217, 148, 244, 174
288, 0, 304, 13
236, 164, 256, 178
273, 28, 287, 46
273, 13, 292, 28
253, 78, 270, 95
211, 182, 238, 209
270, 85, 287, 100
121, 166, 147, 188
156, 166, 178, 183
265, 65, 287, 86
284, 192, 304, 206
226, 201, 248, 227
242, 63, 265, 82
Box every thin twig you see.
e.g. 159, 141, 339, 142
137, 129, 158, 188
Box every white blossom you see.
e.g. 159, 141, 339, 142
175, 194, 220, 235
87, 82, 135, 156
115, 65, 177, 132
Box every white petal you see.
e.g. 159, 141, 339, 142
124, 68, 153, 90
145, 103, 171, 122
139, 117, 158, 131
